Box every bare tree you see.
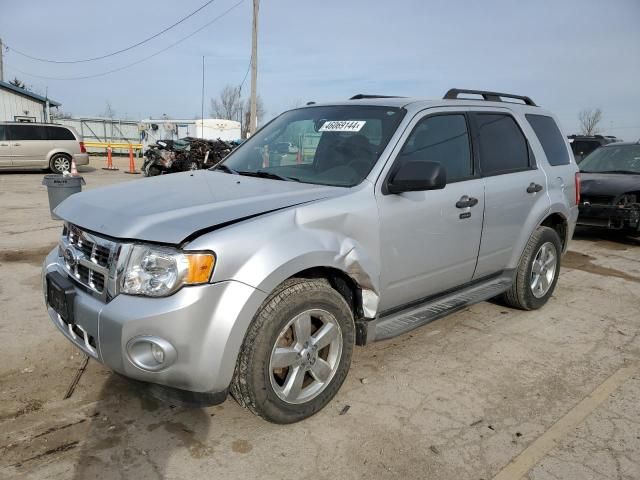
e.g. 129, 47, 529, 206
210, 85, 242, 121
578, 108, 603, 136
241, 95, 265, 138
9, 77, 25, 89
51, 109, 73, 120
101, 101, 116, 119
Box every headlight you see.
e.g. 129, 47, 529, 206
121, 245, 215, 297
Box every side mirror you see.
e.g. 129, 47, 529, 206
386, 161, 447, 194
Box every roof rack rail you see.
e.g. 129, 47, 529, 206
349, 94, 404, 100
443, 88, 537, 106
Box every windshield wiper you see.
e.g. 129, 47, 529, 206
237, 170, 300, 182
212, 164, 239, 174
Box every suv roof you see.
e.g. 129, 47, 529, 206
307, 88, 550, 115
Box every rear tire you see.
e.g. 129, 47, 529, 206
501, 226, 562, 310
231, 278, 354, 423
49, 154, 72, 174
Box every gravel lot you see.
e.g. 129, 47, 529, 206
1, 157, 639, 480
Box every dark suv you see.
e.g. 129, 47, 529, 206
568, 135, 619, 163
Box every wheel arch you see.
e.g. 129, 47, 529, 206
284, 266, 364, 319
47, 148, 73, 162
539, 211, 569, 252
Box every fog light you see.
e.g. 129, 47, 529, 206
126, 336, 177, 372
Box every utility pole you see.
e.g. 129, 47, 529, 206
201, 55, 205, 138
249, 0, 259, 135
0, 38, 4, 82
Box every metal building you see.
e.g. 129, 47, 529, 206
0, 80, 61, 122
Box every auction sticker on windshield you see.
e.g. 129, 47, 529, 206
319, 120, 366, 132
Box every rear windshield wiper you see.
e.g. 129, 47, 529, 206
212, 164, 239, 174
237, 170, 300, 182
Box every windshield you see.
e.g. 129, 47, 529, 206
580, 145, 640, 174
215, 105, 406, 187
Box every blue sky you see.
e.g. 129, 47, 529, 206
1, 0, 639, 139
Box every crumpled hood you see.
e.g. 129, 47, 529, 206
54, 171, 344, 244
580, 172, 640, 199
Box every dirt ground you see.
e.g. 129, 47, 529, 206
1, 157, 639, 480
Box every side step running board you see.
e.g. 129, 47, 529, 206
365, 273, 514, 343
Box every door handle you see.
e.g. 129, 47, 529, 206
526, 182, 543, 194
13, 143, 21, 146
456, 195, 479, 208
0, 143, 9, 146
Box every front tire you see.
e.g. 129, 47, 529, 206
231, 278, 354, 423
501, 226, 562, 310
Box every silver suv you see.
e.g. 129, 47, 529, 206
42, 89, 579, 423
0, 122, 89, 173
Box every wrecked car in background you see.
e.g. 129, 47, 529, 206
142, 137, 238, 176
578, 141, 640, 234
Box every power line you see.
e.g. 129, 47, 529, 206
5, 0, 218, 64
6, 0, 244, 81
238, 59, 251, 93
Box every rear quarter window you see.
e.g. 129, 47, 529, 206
526, 114, 570, 166
46, 126, 76, 141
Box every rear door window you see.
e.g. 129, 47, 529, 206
46, 126, 76, 141
526, 114, 570, 166
0, 125, 5, 141
474, 113, 530, 175
398, 114, 473, 182
6, 124, 47, 141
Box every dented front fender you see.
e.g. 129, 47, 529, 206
185, 182, 382, 318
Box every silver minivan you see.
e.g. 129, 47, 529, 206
0, 122, 89, 173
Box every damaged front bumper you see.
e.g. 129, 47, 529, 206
578, 202, 640, 230
42, 247, 267, 404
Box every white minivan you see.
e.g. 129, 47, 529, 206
0, 122, 89, 173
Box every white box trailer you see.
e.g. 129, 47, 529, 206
140, 118, 241, 150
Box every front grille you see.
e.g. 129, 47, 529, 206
60, 224, 119, 300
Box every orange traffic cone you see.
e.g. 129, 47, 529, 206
70, 156, 79, 176
102, 144, 118, 171
124, 144, 140, 174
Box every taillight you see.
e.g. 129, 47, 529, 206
79, 141, 86, 153
575, 172, 581, 205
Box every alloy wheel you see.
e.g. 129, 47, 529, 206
269, 309, 343, 404
54, 156, 71, 173
530, 241, 558, 298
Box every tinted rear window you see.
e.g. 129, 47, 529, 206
526, 114, 570, 166
0, 125, 5, 141
46, 126, 76, 140
475, 113, 530, 175
6, 124, 47, 141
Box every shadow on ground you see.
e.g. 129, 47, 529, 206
69, 374, 213, 479
573, 226, 640, 247
0, 166, 96, 175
